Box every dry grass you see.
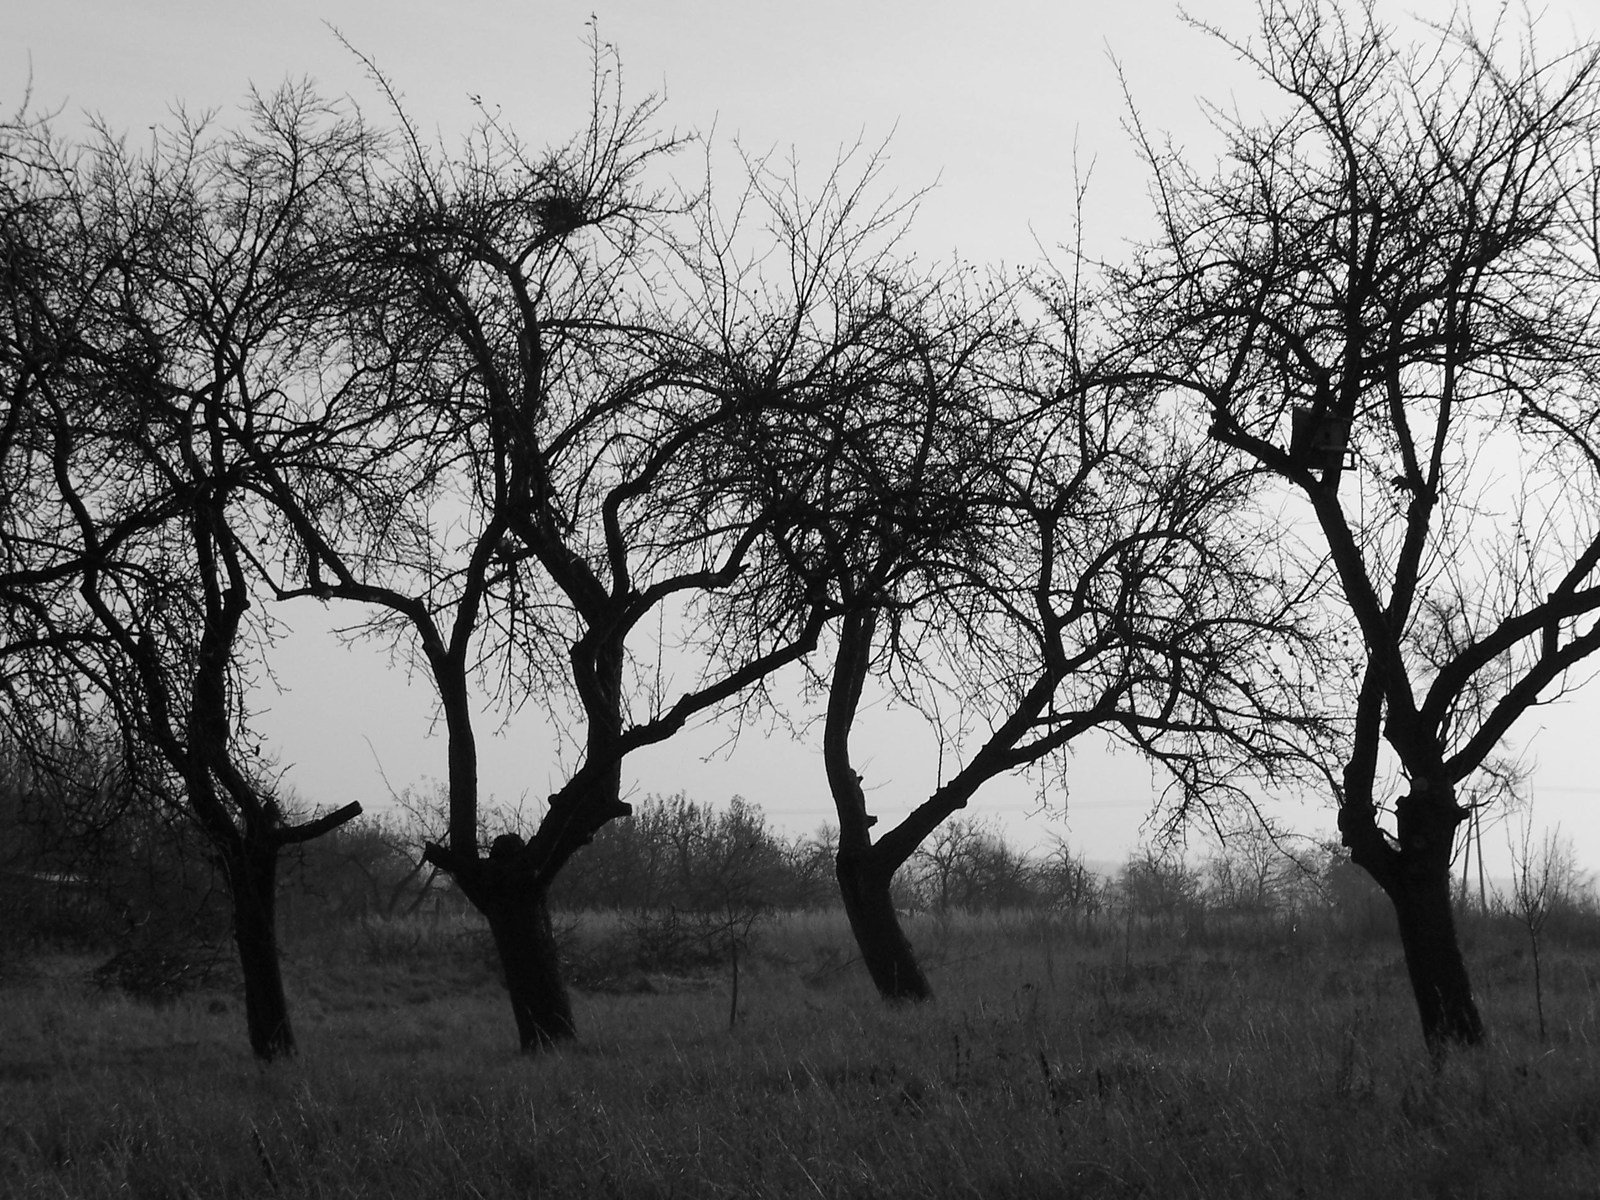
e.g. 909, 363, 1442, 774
3, 910, 1599, 1198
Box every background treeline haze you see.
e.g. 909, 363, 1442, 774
9, 733, 1595, 981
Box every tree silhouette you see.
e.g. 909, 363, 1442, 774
718, 231, 1321, 1000
0, 88, 370, 1058
1119, 0, 1600, 1051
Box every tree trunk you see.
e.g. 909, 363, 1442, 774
1389, 864, 1484, 1055
425, 835, 582, 1052
226, 843, 295, 1062
837, 851, 931, 1002
482, 886, 575, 1052
1344, 771, 1484, 1056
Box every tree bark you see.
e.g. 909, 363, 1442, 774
482, 885, 575, 1052
225, 842, 295, 1062
1389, 864, 1484, 1054
837, 850, 931, 1002
1344, 775, 1484, 1055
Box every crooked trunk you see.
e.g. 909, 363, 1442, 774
1390, 865, 1484, 1053
482, 885, 574, 1052
431, 643, 582, 1051
837, 850, 931, 1002
227, 843, 295, 1061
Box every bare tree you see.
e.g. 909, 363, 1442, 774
726, 236, 1320, 1000
911, 818, 996, 914
6, 90, 371, 1059
0, 105, 164, 785
665, 795, 784, 1029
243, 40, 875, 1051
1119, 0, 1600, 1050
915, 820, 1039, 912
1201, 822, 1314, 916
1035, 836, 1105, 915
781, 823, 840, 910
1503, 820, 1584, 1042
1118, 845, 1203, 922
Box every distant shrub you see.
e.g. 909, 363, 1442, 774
90, 941, 230, 1004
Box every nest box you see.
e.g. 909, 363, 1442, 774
1290, 405, 1350, 471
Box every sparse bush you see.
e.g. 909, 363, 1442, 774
0, 733, 225, 953
554, 793, 800, 917
90, 940, 231, 1004
627, 907, 730, 974
280, 809, 443, 933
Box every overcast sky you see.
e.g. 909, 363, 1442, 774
8, 0, 1600, 874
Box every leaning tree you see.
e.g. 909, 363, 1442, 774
1119, 0, 1600, 1051
711, 193, 1324, 1000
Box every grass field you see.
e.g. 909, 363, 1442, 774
3, 909, 1600, 1198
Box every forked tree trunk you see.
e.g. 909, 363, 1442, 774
1389, 865, 1484, 1054
482, 886, 575, 1052
226, 843, 295, 1061
837, 851, 931, 1002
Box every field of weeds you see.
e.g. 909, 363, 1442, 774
3, 909, 1600, 1198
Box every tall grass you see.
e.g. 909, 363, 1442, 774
3, 910, 1598, 1198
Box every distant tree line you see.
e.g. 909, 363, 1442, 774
20, 757, 1590, 945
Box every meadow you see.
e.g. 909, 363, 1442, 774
4, 908, 1600, 1199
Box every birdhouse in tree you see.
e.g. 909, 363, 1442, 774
1290, 405, 1350, 471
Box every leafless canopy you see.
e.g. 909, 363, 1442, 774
1120, 0, 1600, 818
